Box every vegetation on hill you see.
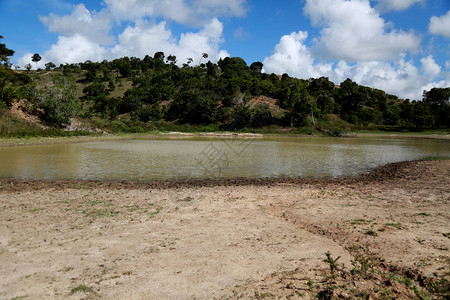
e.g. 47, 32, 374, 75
0, 36, 449, 137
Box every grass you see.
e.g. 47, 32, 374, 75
364, 229, 378, 236
385, 222, 404, 229
419, 155, 450, 161
69, 284, 97, 296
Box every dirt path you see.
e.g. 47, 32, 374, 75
0, 160, 449, 299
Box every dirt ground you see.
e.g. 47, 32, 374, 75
0, 160, 449, 299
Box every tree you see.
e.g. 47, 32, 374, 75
423, 87, 450, 128
25, 76, 80, 126
45, 62, 56, 70
250, 61, 263, 73
31, 53, 42, 69
167, 54, 177, 65
154, 51, 165, 61
25, 63, 32, 71
0, 36, 14, 66
198, 53, 208, 65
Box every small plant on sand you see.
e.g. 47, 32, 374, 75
385, 222, 403, 229
351, 253, 374, 277
324, 251, 341, 273
69, 284, 97, 296
365, 229, 378, 236
307, 279, 315, 292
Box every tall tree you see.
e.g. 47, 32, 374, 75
198, 53, 208, 65
31, 53, 42, 69
0, 35, 15, 65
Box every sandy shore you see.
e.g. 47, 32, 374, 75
0, 160, 449, 299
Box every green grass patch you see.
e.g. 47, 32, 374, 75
385, 222, 404, 229
419, 155, 449, 161
69, 284, 97, 296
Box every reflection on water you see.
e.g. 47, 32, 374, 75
0, 136, 448, 180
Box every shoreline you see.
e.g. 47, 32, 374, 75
0, 159, 446, 192
0, 130, 449, 148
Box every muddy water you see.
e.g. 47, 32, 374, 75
0, 136, 448, 180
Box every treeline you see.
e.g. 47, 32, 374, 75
71, 54, 449, 130
1, 42, 449, 132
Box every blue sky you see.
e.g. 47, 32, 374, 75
0, 0, 449, 100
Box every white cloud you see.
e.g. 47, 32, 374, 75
39, 4, 113, 44
374, 0, 424, 12
103, 0, 247, 26
420, 55, 441, 78
263, 31, 448, 100
263, 31, 332, 79
303, 0, 421, 61
19, 1, 236, 67
112, 18, 228, 63
429, 10, 450, 37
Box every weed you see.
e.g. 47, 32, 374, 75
324, 251, 341, 273
385, 222, 403, 229
29, 208, 43, 212
365, 229, 378, 236
307, 279, 315, 291
351, 219, 371, 225
69, 284, 97, 296
419, 155, 449, 161
423, 277, 450, 298
149, 208, 161, 217
351, 254, 374, 277
415, 212, 431, 217
253, 291, 274, 299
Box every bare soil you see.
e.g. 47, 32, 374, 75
0, 160, 449, 299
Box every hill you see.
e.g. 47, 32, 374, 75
1, 44, 449, 137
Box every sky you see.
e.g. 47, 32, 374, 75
0, 0, 449, 100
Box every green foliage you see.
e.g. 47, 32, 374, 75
24, 76, 80, 126
0, 35, 14, 65
423, 87, 450, 128
0, 44, 446, 134
167, 89, 218, 124
324, 251, 341, 272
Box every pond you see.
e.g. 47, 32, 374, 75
0, 136, 448, 180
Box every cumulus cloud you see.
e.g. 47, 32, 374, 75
103, 0, 247, 26
112, 18, 228, 63
420, 55, 441, 78
40, 4, 113, 44
19, 0, 240, 68
374, 0, 424, 12
263, 31, 332, 79
303, 0, 421, 62
429, 10, 450, 37
263, 31, 448, 100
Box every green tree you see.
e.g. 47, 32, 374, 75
167, 89, 217, 124
31, 53, 42, 69
0, 35, 14, 66
423, 87, 450, 128
25, 76, 79, 126
154, 52, 165, 61
45, 62, 56, 70
198, 53, 208, 65
250, 61, 263, 73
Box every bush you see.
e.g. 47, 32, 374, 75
23, 76, 80, 126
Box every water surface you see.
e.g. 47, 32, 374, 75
0, 136, 448, 180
